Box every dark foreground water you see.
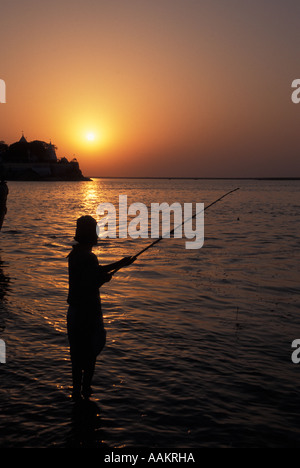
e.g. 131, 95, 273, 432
0, 178, 299, 448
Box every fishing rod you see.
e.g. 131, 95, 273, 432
111, 187, 240, 276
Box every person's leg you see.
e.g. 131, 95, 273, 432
82, 357, 96, 398
71, 360, 83, 400
67, 307, 83, 400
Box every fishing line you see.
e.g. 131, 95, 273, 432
111, 187, 240, 276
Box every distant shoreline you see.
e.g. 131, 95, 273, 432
86, 176, 300, 180
5, 176, 300, 182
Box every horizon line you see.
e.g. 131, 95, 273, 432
86, 176, 300, 180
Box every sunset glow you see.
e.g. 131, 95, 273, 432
0, 1, 300, 178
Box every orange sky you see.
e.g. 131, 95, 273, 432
1, 0, 300, 177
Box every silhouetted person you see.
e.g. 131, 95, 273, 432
0, 177, 8, 230
67, 215, 134, 401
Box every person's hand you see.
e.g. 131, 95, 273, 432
121, 256, 136, 266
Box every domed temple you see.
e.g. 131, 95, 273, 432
0, 134, 90, 180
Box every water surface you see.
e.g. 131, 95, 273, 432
0, 178, 299, 448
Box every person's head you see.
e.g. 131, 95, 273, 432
74, 215, 98, 246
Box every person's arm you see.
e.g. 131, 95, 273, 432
82, 253, 112, 288
102, 256, 136, 273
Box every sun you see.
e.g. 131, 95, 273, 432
68, 122, 112, 152
86, 132, 95, 142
